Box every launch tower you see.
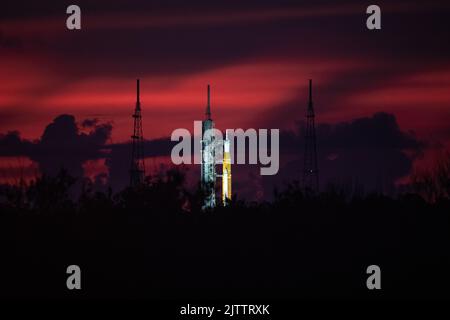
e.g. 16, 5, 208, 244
201, 85, 216, 209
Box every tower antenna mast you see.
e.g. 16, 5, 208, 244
130, 79, 145, 187
303, 79, 319, 194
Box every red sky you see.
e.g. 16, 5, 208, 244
1, 0, 449, 190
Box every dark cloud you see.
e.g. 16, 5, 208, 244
316, 113, 423, 192
316, 113, 421, 150
33, 115, 111, 177
81, 118, 100, 128
0, 115, 112, 178
0, 131, 34, 157
0, 113, 175, 191
263, 112, 424, 197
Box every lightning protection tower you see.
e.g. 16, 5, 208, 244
303, 79, 319, 194
130, 79, 145, 187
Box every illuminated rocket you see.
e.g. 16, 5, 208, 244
222, 131, 232, 205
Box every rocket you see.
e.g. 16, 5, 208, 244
222, 130, 232, 205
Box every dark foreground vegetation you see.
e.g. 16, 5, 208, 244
0, 160, 449, 300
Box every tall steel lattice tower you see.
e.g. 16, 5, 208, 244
303, 79, 319, 193
201, 84, 216, 209
130, 79, 145, 187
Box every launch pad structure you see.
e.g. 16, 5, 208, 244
200, 85, 232, 210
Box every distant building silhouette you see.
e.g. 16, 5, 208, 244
303, 79, 319, 193
130, 79, 145, 187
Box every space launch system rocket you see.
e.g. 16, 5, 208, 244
222, 131, 232, 205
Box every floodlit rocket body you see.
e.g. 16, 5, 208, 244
222, 131, 232, 205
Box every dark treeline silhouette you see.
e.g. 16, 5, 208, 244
0, 156, 450, 300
